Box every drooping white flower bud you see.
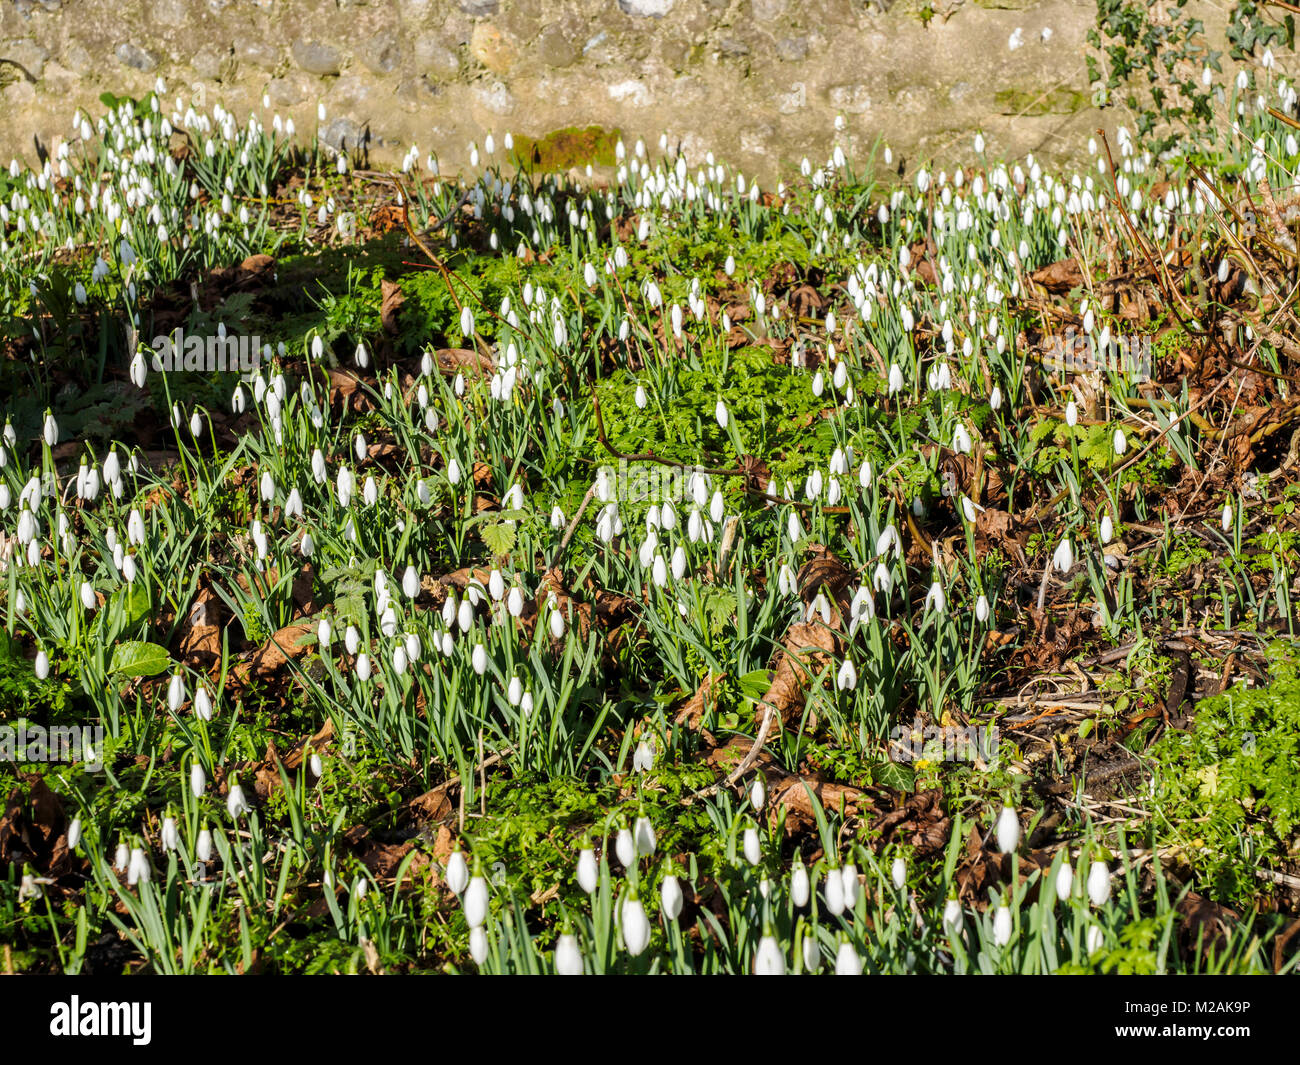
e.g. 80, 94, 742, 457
995, 805, 1020, 854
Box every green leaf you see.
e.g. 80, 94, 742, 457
481, 519, 518, 556
108, 640, 172, 679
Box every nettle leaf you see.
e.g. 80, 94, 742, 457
480, 518, 518, 556
108, 640, 171, 679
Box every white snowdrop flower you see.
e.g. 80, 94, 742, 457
194, 685, 213, 721
464, 875, 489, 929
190, 762, 206, 798
446, 850, 470, 895
363, 476, 379, 506
635, 385, 647, 409
1056, 861, 1074, 902
555, 933, 583, 975
975, 594, 990, 623
161, 817, 179, 851
42, 411, 58, 447
196, 828, 213, 863
127, 847, 151, 886
1065, 399, 1078, 427
507, 675, 523, 706
824, 868, 845, 915
836, 659, 857, 691
990, 385, 1003, 411
356, 653, 372, 681
996, 806, 1021, 854
1052, 537, 1075, 574
888, 363, 904, 394
128, 508, 146, 545
392, 644, 408, 675
660, 874, 683, 921
924, 580, 945, 615
943, 898, 963, 937
621, 895, 651, 956
67, 818, 82, 851
952, 423, 972, 454
226, 780, 249, 820
79, 582, 97, 611
715, 399, 729, 429
835, 939, 863, 975
615, 827, 636, 868
1113, 428, 1127, 455
787, 511, 803, 543
167, 672, 185, 712
750, 775, 766, 812
311, 335, 324, 360
755, 934, 786, 975
1221, 502, 1233, 533
993, 905, 1013, 946
634, 816, 656, 857
259, 470, 275, 502
507, 586, 525, 617
1086, 923, 1105, 955
891, 856, 906, 891
743, 826, 762, 866
1100, 514, 1114, 544
1087, 860, 1111, 906
576, 849, 598, 894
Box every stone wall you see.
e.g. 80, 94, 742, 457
2, 0, 1109, 178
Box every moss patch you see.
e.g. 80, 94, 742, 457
510, 125, 621, 171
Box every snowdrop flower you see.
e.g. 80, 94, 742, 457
79, 582, 97, 612
755, 933, 786, 975
995, 805, 1020, 854
356, 653, 372, 681
661, 874, 684, 921
464, 874, 489, 928
197, 827, 213, 863
1055, 861, 1074, 902
42, 411, 58, 447
167, 672, 185, 712
161, 817, 179, 851
993, 904, 1013, 946
67, 817, 82, 851
576, 848, 598, 894
715, 399, 729, 429
471, 642, 488, 675
190, 762, 206, 798
1065, 399, 1078, 427
975, 594, 990, 623
615, 827, 636, 868
634, 816, 656, 857
749, 775, 766, 812
888, 363, 904, 395
824, 867, 846, 915
952, 422, 972, 454
1100, 514, 1114, 544
943, 898, 963, 937
1113, 428, 1127, 455
621, 894, 651, 956
743, 826, 762, 866
924, 580, 945, 615
990, 385, 1002, 411
446, 850, 469, 894
1221, 502, 1233, 532
555, 933, 583, 974
1087, 860, 1111, 906
226, 779, 249, 819
34, 651, 49, 680
127, 847, 151, 886
1086, 924, 1105, 955
1052, 537, 1074, 574
891, 857, 906, 891
835, 938, 863, 974
791, 862, 810, 907
836, 659, 858, 691
468, 927, 488, 966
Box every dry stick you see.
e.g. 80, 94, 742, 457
549, 482, 597, 578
